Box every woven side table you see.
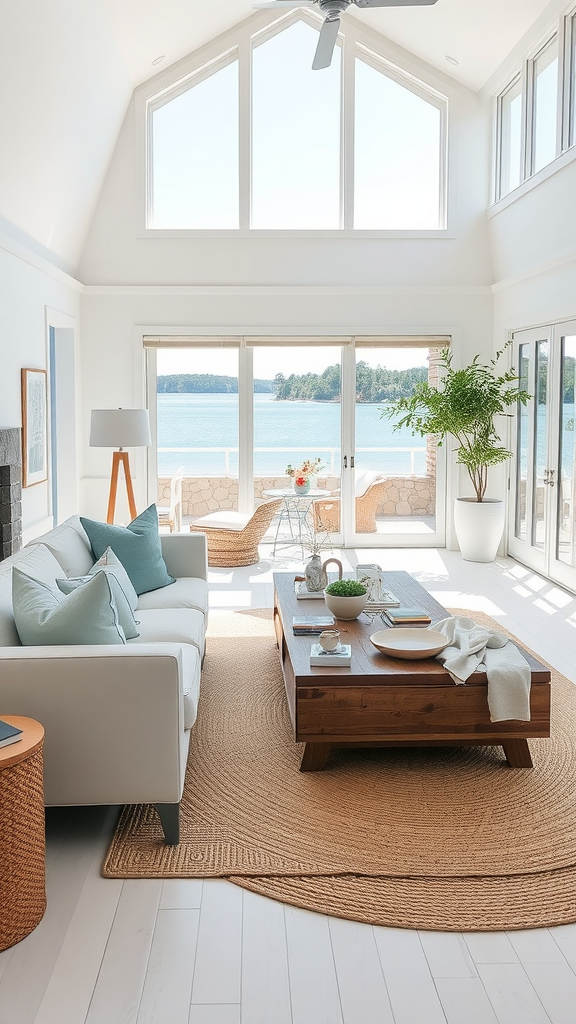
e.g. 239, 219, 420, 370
0, 717, 46, 951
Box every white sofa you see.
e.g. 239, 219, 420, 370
0, 516, 209, 844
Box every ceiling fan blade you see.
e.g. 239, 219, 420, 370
253, 2, 315, 9
312, 17, 340, 70
352, 0, 438, 8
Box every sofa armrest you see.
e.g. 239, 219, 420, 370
0, 644, 189, 806
161, 532, 208, 581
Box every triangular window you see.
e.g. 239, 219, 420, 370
147, 15, 447, 231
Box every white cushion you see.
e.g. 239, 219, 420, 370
129, 608, 205, 658
354, 471, 382, 498
137, 578, 209, 618
191, 511, 251, 532
26, 517, 94, 577
179, 644, 201, 729
0, 545, 69, 646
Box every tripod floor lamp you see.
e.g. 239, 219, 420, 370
90, 409, 152, 524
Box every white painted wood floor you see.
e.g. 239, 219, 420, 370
2, 544, 576, 1024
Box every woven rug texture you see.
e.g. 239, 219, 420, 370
102, 608, 576, 931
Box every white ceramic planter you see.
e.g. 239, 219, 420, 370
453, 497, 506, 563
324, 591, 367, 620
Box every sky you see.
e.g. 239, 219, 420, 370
157, 346, 428, 379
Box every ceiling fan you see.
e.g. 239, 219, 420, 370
253, 0, 439, 70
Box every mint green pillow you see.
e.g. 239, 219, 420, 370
80, 505, 175, 596
57, 570, 140, 639
90, 547, 138, 610
13, 568, 126, 646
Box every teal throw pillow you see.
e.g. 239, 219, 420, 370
80, 505, 175, 596
57, 570, 140, 639
13, 568, 126, 646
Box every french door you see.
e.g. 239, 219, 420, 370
509, 321, 576, 591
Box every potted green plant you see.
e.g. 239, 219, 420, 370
324, 579, 368, 620
382, 344, 531, 562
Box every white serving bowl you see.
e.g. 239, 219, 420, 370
370, 628, 450, 660
324, 590, 367, 620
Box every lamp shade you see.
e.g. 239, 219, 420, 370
90, 409, 151, 448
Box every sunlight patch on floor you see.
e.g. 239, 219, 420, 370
208, 590, 255, 608
533, 598, 559, 615
429, 590, 506, 616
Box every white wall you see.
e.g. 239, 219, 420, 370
0, 236, 81, 539
0, 0, 131, 274
78, 26, 494, 288
76, 26, 497, 537
488, 156, 576, 292
490, 149, 576, 337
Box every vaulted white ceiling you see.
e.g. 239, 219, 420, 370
0, 0, 565, 273
102, 0, 558, 92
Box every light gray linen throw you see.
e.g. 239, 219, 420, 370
434, 614, 531, 723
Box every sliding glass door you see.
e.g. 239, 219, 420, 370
509, 322, 576, 591
348, 342, 445, 546
146, 336, 446, 549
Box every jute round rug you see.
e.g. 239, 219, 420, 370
102, 608, 576, 931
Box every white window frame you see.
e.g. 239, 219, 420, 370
137, 8, 450, 239
495, 71, 525, 201
494, 2, 576, 204
566, 9, 576, 148
147, 47, 239, 230
526, 33, 561, 178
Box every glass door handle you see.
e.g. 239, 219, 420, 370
351, 455, 355, 468
343, 456, 347, 469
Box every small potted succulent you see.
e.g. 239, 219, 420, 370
324, 579, 368, 620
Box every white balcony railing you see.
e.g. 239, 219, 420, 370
158, 445, 427, 477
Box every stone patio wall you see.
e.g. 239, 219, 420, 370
157, 474, 434, 518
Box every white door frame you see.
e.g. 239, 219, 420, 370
508, 322, 576, 592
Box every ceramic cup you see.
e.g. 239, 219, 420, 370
318, 629, 341, 652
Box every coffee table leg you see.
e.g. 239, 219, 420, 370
300, 742, 332, 772
501, 739, 533, 768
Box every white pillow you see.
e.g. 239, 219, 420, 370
13, 568, 126, 646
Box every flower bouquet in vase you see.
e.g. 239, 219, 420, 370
285, 457, 324, 495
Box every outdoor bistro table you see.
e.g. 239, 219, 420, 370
263, 488, 336, 555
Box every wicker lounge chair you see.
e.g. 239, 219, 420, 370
189, 498, 283, 566
312, 473, 387, 533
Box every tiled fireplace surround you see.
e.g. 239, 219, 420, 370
0, 428, 22, 560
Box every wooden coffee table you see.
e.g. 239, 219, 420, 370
273, 572, 551, 772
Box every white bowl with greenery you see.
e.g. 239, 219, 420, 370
324, 580, 368, 620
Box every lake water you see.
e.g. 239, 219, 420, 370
157, 393, 576, 481
157, 393, 427, 476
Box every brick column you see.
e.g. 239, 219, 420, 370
0, 428, 23, 560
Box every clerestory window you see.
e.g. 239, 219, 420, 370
146, 14, 448, 233
495, 3, 576, 202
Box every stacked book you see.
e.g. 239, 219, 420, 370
310, 643, 352, 667
292, 614, 336, 635
382, 607, 432, 628
0, 719, 23, 749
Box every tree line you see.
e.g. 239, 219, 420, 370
273, 362, 428, 402
157, 374, 274, 394
157, 364, 429, 402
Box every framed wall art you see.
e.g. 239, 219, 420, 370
21, 368, 48, 487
